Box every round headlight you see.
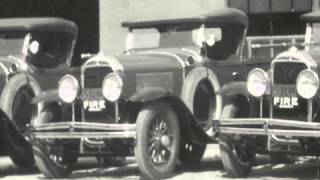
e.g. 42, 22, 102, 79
58, 75, 79, 103
247, 68, 268, 97
102, 73, 123, 102
296, 69, 319, 99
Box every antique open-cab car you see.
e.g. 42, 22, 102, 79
213, 11, 320, 178
30, 8, 251, 179
0, 18, 79, 168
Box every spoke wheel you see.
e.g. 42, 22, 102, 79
135, 102, 180, 180
148, 115, 173, 166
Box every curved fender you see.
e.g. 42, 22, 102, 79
129, 87, 171, 102
31, 89, 60, 104
181, 67, 222, 137
0, 74, 43, 119
218, 81, 250, 97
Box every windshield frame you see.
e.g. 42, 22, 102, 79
125, 25, 207, 50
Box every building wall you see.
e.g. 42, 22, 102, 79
99, 0, 226, 55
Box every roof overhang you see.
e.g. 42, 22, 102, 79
301, 11, 320, 23
0, 17, 78, 36
122, 8, 248, 29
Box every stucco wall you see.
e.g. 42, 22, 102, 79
99, 0, 226, 55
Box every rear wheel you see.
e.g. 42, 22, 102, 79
135, 102, 180, 180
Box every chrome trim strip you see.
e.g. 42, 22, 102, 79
33, 131, 136, 139
220, 118, 320, 129
33, 122, 136, 131
219, 127, 320, 137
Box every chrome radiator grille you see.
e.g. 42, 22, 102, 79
82, 66, 115, 124
83, 66, 112, 88
273, 61, 307, 84
272, 61, 308, 121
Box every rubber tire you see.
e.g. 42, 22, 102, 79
33, 140, 76, 179
219, 104, 254, 178
0, 75, 42, 168
135, 102, 180, 180
179, 142, 206, 166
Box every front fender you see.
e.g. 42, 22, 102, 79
218, 81, 250, 97
32, 89, 61, 104
129, 87, 171, 102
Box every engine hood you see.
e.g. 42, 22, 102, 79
84, 48, 202, 74
117, 48, 201, 72
273, 49, 318, 68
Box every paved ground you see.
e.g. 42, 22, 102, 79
1, 144, 320, 179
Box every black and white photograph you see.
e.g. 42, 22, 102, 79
1, 0, 320, 179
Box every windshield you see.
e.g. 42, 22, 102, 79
126, 26, 222, 50
0, 31, 26, 56
27, 31, 74, 68
0, 31, 74, 68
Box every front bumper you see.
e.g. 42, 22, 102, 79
30, 122, 136, 139
213, 118, 320, 137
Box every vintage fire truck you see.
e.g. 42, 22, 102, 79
30, 8, 255, 179
214, 11, 320, 178
0, 18, 80, 168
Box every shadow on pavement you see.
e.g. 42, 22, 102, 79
0, 163, 38, 177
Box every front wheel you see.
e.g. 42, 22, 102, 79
6, 85, 38, 168
135, 101, 180, 180
33, 140, 77, 179
219, 135, 255, 178
219, 103, 255, 178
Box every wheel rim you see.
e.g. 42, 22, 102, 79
147, 113, 173, 166
12, 86, 37, 141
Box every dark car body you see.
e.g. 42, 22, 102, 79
0, 17, 80, 167
30, 8, 272, 179
214, 11, 320, 178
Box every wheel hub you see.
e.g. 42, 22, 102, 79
161, 135, 170, 147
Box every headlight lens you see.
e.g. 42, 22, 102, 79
58, 75, 79, 103
296, 69, 319, 99
102, 73, 123, 102
247, 68, 268, 97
